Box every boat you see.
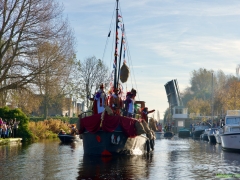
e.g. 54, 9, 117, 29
163, 124, 174, 138
164, 131, 174, 138
207, 128, 218, 143
178, 128, 190, 138
200, 128, 210, 141
78, 0, 152, 156
220, 110, 240, 152
58, 134, 80, 143
192, 124, 210, 139
155, 131, 164, 139
214, 128, 223, 144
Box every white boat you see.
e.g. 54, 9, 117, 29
155, 131, 164, 139
214, 128, 223, 144
220, 110, 240, 152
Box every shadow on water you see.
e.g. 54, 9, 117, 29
77, 154, 154, 180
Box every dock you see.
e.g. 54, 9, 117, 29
0, 138, 22, 145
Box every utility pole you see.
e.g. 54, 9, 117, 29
211, 72, 214, 127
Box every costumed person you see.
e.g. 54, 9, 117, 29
141, 107, 155, 123
123, 92, 131, 116
109, 88, 122, 115
124, 88, 137, 118
126, 93, 135, 118
70, 124, 78, 135
149, 118, 158, 131
141, 107, 155, 151
89, 84, 107, 114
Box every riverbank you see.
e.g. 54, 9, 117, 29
0, 138, 22, 145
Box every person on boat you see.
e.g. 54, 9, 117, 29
109, 88, 122, 115
59, 129, 66, 135
70, 125, 78, 135
126, 93, 135, 118
89, 83, 107, 114
122, 92, 131, 116
149, 118, 158, 131
157, 123, 162, 132
141, 107, 155, 123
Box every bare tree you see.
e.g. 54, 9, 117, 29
34, 41, 75, 118
74, 56, 109, 109
0, 0, 74, 106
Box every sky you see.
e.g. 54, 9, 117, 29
58, 0, 240, 118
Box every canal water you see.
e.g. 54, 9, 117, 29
0, 137, 240, 180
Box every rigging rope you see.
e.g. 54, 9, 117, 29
102, 2, 116, 65
103, 1, 141, 101
119, 3, 140, 101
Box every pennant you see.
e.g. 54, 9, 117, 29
108, 31, 111, 37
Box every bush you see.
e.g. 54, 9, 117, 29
28, 119, 72, 140
29, 116, 70, 123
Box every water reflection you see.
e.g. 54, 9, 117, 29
78, 154, 153, 179
0, 138, 240, 179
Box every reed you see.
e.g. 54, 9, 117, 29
28, 119, 72, 140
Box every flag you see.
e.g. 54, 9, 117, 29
118, 15, 122, 18
108, 31, 111, 37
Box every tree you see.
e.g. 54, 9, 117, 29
224, 81, 240, 110
0, 0, 74, 106
187, 98, 210, 119
8, 88, 42, 115
181, 87, 194, 107
190, 68, 215, 100
35, 41, 75, 118
74, 56, 110, 109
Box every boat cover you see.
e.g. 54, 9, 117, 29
79, 113, 138, 137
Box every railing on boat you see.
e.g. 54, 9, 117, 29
227, 110, 240, 116
79, 111, 93, 119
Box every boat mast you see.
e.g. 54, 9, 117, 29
114, 0, 119, 90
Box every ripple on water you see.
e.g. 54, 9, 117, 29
1, 138, 240, 179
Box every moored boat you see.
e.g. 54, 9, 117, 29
164, 131, 174, 138
155, 131, 164, 139
214, 128, 223, 144
207, 128, 218, 143
221, 110, 240, 152
192, 125, 210, 139
200, 129, 210, 141
178, 128, 190, 138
